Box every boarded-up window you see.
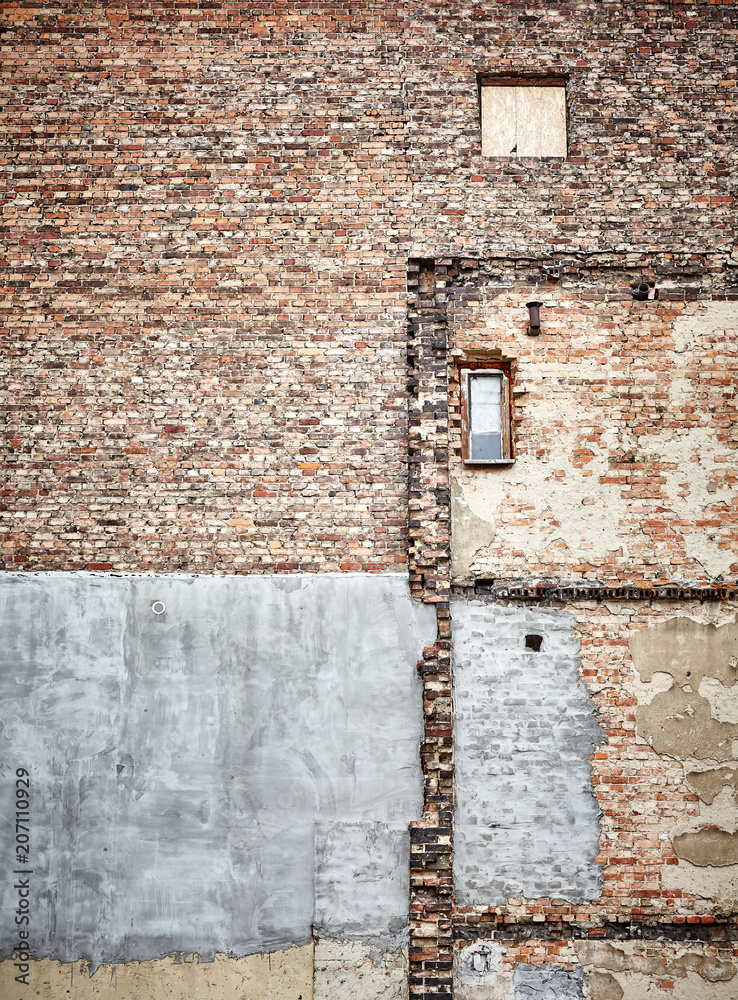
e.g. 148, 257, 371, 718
480, 83, 567, 157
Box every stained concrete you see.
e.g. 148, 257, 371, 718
513, 964, 586, 999
314, 823, 409, 942
452, 603, 605, 905
0, 572, 435, 969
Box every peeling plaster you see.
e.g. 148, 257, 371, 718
451, 301, 738, 581
451, 478, 496, 581
575, 941, 737, 1000
628, 615, 738, 895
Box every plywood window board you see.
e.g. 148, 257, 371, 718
480, 82, 567, 157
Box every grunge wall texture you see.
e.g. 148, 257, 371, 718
0, 2, 737, 999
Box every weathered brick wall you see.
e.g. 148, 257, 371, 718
2, 2, 736, 572
2, 4, 738, 998
403, 2, 737, 259
446, 267, 738, 584
2, 265, 409, 572
0, 2, 412, 573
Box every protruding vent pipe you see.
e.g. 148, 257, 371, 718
526, 300, 543, 335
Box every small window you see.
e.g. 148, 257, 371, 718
461, 368, 513, 466
480, 80, 567, 157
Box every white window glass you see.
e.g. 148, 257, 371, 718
469, 374, 502, 461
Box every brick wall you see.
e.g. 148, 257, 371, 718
446, 266, 738, 584
2, 4, 738, 999
2, 2, 736, 572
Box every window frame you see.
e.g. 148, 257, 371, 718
460, 366, 514, 466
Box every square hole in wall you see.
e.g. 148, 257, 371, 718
480, 78, 567, 157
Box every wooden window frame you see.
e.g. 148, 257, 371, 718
460, 365, 514, 466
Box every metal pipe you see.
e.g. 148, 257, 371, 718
526, 301, 543, 334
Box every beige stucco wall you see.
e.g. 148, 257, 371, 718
0, 947, 314, 1000
0, 943, 409, 1000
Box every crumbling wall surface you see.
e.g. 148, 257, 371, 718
576, 941, 738, 1000
629, 613, 738, 911
454, 939, 738, 1000
448, 291, 738, 584
451, 600, 738, 931
0, 572, 435, 968
452, 602, 605, 904
313, 940, 407, 1000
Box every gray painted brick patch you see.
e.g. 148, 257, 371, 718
452, 602, 605, 905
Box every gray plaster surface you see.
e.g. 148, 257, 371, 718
513, 964, 586, 998
0, 572, 434, 967
452, 602, 605, 905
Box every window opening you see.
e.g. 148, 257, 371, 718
461, 367, 513, 466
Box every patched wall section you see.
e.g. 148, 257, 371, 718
452, 602, 605, 904
0, 949, 315, 1000
629, 615, 738, 910
0, 572, 435, 969
449, 296, 738, 584
454, 939, 738, 1000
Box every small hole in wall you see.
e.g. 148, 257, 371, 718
525, 634, 543, 652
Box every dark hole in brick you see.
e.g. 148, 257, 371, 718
525, 634, 543, 652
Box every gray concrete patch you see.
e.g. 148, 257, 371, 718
0, 572, 434, 968
314, 822, 409, 944
452, 602, 605, 905
513, 963, 587, 998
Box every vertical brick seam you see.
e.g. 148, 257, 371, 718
408, 259, 454, 998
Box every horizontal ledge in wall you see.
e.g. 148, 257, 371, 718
453, 917, 738, 944
469, 580, 738, 603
